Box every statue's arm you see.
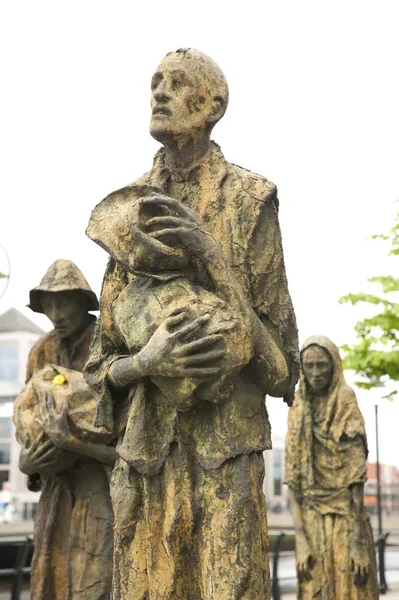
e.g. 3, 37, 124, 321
351, 482, 366, 539
141, 193, 298, 400
63, 439, 116, 466
350, 482, 370, 585
16, 344, 62, 489
202, 198, 297, 398
288, 487, 305, 534
244, 198, 299, 402
107, 312, 222, 387
84, 260, 223, 423
203, 253, 290, 397
83, 259, 133, 429
288, 488, 314, 580
39, 406, 117, 466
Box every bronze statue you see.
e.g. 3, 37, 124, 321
85, 48, 299, 599
13, 260, 114, 600
285, 336, 378, 599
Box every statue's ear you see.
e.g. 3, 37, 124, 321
208, 95, 227, 124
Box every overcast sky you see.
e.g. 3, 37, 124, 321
1, 1, 398, 463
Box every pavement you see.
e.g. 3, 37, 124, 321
1, 583, 399, 599
0, 584, 29, 599
1, 584, 398, 600
282, 581, 399, 599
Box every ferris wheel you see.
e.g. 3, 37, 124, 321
0, 242, 10, 301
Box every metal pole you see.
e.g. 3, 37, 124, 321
0, 241, 11, 301
271, 532, 285, 600
375, 404, 382, 536
375, 403, 388, 594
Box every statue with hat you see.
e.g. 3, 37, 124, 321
13, 259, 114, 600
85, 48, 299, 599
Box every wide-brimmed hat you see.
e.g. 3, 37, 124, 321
28, 259, 99, 313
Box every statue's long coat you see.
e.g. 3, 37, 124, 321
85, 142, 299, 600
15, 319, 113, 600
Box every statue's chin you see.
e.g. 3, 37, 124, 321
150, 123, 173, 144
310, 382, 329, 394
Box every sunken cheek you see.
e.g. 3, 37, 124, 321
182, 86, 207, 114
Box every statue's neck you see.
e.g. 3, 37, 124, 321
163, 134, 211, 176
62, 313, 92, 351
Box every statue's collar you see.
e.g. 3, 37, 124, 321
153, 141, 226, 184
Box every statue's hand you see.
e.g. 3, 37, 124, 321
19, 431, 60, 476
296, 531, 314, 582
142, 195, 222, 264
36, 392, 75, 451
351, 536, 369, 587
138, 309, 226, 379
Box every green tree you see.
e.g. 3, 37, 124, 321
339, 209, 399, 400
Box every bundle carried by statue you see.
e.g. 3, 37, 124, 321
87, 184, 254, 409
14, 364, 113, 449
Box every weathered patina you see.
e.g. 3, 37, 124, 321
85, 49, 299, 599
14, 260, 114, 600
286, 335, 378, 599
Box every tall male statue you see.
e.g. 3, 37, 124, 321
285, 336, 378, 599
13, 260, 114, 600
85, 48, 299, 599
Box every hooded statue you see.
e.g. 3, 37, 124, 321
285, 336, 378, 599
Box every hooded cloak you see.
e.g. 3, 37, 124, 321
285, 336, 378, 599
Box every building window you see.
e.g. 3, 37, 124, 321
23, 502, 38, 521
0, 396, 16, 406
0, 443, 10, 465
0, 417, 12, 438
0, 471, 9, 488
0, 343, 18, 383
273, 448, 282, 496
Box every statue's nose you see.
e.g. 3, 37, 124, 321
154, 80, 172, 102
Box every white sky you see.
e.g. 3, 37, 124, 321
0, 1, 398, 464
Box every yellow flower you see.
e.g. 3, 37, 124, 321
52, 373, 67, 385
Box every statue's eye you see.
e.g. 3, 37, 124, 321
172, 79, 182, 90
151, 74, 162, 91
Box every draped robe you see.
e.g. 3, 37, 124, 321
285, 336, 378, 600
14, 318, 113, 600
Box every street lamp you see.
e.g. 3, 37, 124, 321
375, 401, 389, 594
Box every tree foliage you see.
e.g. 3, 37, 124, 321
339, 209, 399, 400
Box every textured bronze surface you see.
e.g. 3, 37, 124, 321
286, 336, 378, 599
85, 48, 299, 599
13, 261, 113, 599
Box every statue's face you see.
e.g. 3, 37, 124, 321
150, 53, 215, 142
301, 345, 333, 393
40, 291, 88, 339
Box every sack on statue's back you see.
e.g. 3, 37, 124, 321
14, 364, 113, 448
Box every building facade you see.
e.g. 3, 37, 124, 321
263, 436, 289, 513
365, 461, 399, 516
0, 308, 43, 520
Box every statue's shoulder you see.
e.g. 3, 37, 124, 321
224, 160, 278, 204
288, 393, 301, 417
30, 329, 58, 354
27, 329, 59, 372
340, 382, 358, 404
128, 169, 154, 188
